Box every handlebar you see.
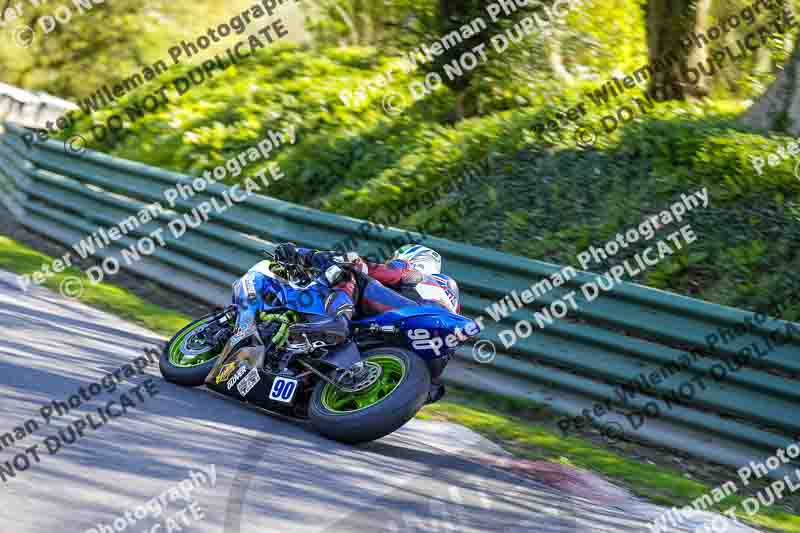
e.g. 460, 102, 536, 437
262, 247, 362, 287
262, 247, 323, 285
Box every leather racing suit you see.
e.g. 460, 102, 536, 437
286, 246, 459, 402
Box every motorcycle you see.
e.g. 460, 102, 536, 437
159, 250, 480, 444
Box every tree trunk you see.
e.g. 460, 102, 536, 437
755, 46, 773, 75
436, 0, 481, 121
454, 92, 466, 122
547, 33, 573, 82
332, 4, 360, 45
645, 0, 711, 100
740, 38, 800, 134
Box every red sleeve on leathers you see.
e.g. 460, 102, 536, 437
365, 260, 420, 287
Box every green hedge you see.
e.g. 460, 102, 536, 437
60, 45, 800, 319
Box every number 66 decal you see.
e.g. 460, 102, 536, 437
269, 376, 299, 404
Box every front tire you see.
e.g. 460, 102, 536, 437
160, 311, 228, 387
309, 347, 431, 444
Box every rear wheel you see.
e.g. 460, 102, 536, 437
160, 311, 229, 387
309, 347, 430, 444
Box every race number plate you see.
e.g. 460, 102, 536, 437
268, 376, 299, 404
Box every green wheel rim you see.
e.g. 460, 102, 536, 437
168, 317, 223, 368
321, 355, 407, 413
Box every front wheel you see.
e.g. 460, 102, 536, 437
160, 311, 229, 387
309, 347, 431, 444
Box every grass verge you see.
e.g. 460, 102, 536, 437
419, 387, 800, 533
0, 236, 190, 337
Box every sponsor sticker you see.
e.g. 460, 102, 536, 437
227, 365, 249, 390
215, 362, 237, 384
237, 368, 261, 397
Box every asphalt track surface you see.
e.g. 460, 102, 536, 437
0, 271, 763, 533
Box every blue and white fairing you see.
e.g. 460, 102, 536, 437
229, 260, 479, 362
224, 261, 332, 351
235, 260, 331, 314
352, 306, 480, 361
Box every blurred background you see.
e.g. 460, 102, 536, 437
1, 0, 798, 317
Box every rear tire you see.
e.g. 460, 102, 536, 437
309, 347, 431, 444
160, 311, 227, 387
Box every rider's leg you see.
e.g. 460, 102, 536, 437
288, 275, 418, 344
287, 280, 356, 346
359, 278, 418, 315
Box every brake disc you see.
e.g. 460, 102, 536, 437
335, 362, 383, 393
180, 323, 218, 358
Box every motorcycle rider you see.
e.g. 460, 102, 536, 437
274, 243, 459, 333
275, 243, 461, 390
273, 242, 459, 401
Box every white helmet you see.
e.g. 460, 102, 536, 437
393, 245, 442, 275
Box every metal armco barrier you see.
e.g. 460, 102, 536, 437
0, 82, 78, 130
1, 121, 798, 478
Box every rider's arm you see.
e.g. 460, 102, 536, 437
296, 246, 421, 288
295, 248, 340, 270
295, 247, 320, 267
367, 259, 423, 287
296, 248, 362, 273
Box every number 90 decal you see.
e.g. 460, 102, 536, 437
407, 328, 444, 356
269, 376, 299, 404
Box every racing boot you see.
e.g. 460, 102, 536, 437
288, 314, 349, 348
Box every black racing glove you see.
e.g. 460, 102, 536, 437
274, 243, 299, 265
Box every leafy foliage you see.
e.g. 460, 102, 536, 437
59, 44, 800, 317
0, 0, 289, 99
